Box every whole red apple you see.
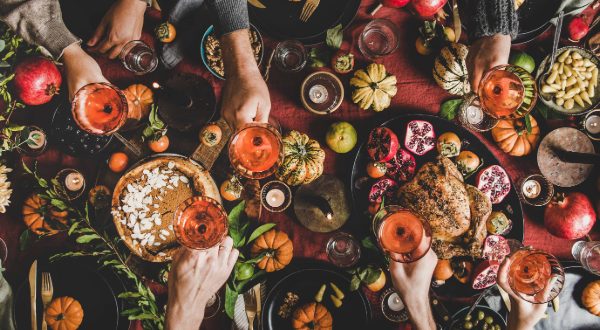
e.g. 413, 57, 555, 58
544, 192, 596, 239
410, 0, 448, 18
567, 16, 590, 42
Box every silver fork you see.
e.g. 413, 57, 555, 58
299, 0, 320, 22
41, 272, 54, 330
243, 287, 257, 330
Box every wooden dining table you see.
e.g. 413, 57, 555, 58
1, 1, 598, 329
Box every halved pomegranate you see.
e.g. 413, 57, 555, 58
367, 127, 399, 162
471, 260, 500, 290
404, 120, 435, 156
476, 165, 511, 204
368, 178, 398, 203
386, 148, 416, 182
482, 235, 510, 262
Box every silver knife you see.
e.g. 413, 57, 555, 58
29, 260, 38, 330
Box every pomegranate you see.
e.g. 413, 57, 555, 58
13, 56, 62, 106
404, 120, 436, 156
367, 127, 400, 162
386, 148, 416, 182
544, 192, 596, 240
410, 0, 448, 18
368, 178, 398, 203
471, 260, 499, 290
567, 16, 590, 42
476, 165, 511, 204
482, 235, 510, 262
382, 0, 410, 8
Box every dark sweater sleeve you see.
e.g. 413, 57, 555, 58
206, 0, 250, 36
472, 0, 519, 40
0, 0, 80, 59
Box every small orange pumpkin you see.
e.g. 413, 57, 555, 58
491, 116, 540, 156
22, 194, 68, 235
123, 84, 154, 125
582, 280, 600, 316
45, 296, 84, 330
292, 302, 332, 330
250, 229, 293, 272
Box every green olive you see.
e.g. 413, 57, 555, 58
482, 324, 489, 330
494, 324, 502, 330
485, 316, 494, 324
464, 321, 473, 329
478, 311, 485, 320
473, 320, 480, 327
465, 314, 472, 321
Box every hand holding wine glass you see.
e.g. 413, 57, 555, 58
466, 34, 512, 92
497, 256, 550, 330
62, 44, 109, 100
165, 237, 239, 330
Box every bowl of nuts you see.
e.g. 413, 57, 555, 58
536, 46, 599, 116
200, 24, 264, 80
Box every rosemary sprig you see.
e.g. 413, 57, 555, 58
23, 162, 165, 329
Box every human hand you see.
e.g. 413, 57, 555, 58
497, 256, 548, 330
389, 249, 437, 330
165, 237, 239, 330
62, 43, 109, 100
466, 34, 512, 92
220, 30, 270, 130
87, 0, 147, 59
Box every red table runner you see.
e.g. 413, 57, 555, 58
2, 1, 598, 330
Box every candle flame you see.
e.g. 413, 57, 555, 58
151, 82, 161, 89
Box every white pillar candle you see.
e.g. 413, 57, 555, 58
65, 172, 84, 191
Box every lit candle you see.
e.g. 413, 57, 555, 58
65, 171, 84, 192
151, 81, 193, 108
387, 292, 405, 312
466, 105, 484, 125
308, 84, 328, 104
27, 129, 46, 150
584, 115, 600, 135
266, 188, 285, 208
522, 179, 541, 199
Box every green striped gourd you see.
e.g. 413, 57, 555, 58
276, 131, 325, 186
433, 43, 471, 95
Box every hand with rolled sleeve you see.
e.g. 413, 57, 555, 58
165, 236, 239, 330
62, 43, 109, 100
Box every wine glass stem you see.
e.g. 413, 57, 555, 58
113, 132, 142, 157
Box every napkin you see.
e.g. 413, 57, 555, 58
0, 260, 16, 330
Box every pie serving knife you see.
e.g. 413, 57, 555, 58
29, 260, 38, 330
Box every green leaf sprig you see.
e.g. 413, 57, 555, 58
142, 105, 167, 142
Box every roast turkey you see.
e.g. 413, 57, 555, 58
397, 157, 491, 259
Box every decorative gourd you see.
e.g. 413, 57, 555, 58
45, 296, 84, 330
250, 229, 293, 272
123, 84, 154, 122
582, 280, 600, 316
350, 63, 397, 112
433, 43, 471, 95
292, 302, 333, 330
276, 131, 325, 186
22, 194, 67, 235
491, 116, 540, 156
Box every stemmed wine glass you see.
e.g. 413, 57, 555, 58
372, 205, 432, 263
71, 82, 142, 156
459, 65, 537, 131
228, 123, 284, 179
507, 247, 565, 304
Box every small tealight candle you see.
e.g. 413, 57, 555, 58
308, 84, 328, 104
65, 172, 84, 192
387, 292, 405, 312
27, 129, 46, 150
522, 179, 541, 199
266, 188, 285, 208
466, 106, 484, 125
584, 115, 600, 135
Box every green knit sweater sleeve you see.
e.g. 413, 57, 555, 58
0, 0, 80, 59
472, 0, 519, 40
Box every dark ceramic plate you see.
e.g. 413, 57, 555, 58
449, 305, 507, 330
260, 259, 371, 330
14, 258, 127, 330
249, 0, 361, 45
350, 114, 524, 298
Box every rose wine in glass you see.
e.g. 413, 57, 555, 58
373, 206, 432, 263
479, 65, 537, 119
71, 82, 128, 135
174, 196, 228, 250
228, 123, 283, 179
508, 248, 564, 304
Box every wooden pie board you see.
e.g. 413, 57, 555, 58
537, 127, 596, 187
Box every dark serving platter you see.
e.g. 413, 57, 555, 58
14, 258, 128, 330
260, 259, 371, 330
249, 0, 361, 45
350, 113, 524, 298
